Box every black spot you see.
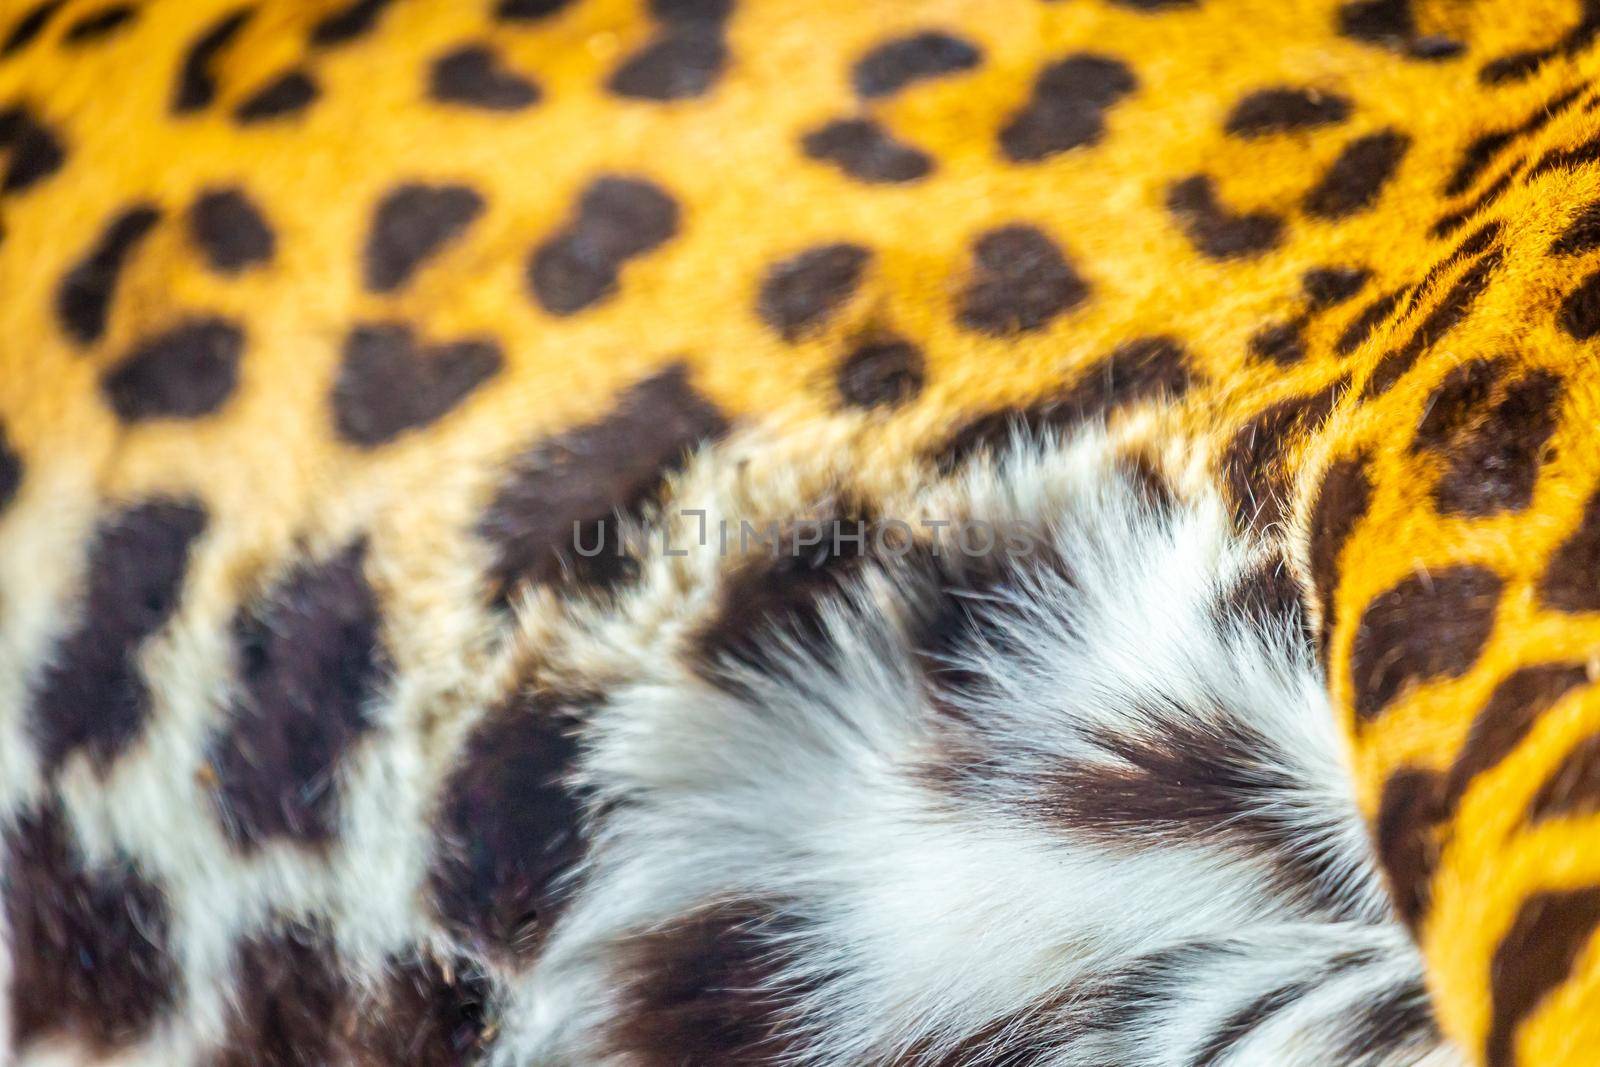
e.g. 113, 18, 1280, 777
1224, 555, 1312, 646
1408, 34, 1466, 60
4, 804, 177, 1052
1374, 768, 1446, 930
607, 28, 727, 100
496, 0, 575, 18
1525, 131, 1600, 183
364, 183, 485, 293
999, 53, 1137, 162
234, 69, 318, 123
61, 4, 136, 44
1542, 488, 1600, 613
1248, 319, 1306, 365
1303, 265, 1371, 307
331, 322, 502, 447
172, 7, 253, 114
1167, 174, 1284, 259
1432, 163, 1522, 238
956, 224, 1087, 335
836, 335, 924, 408
801, 118, 933, 183
430, 43, 541, 110
101, 317, 244, 422
1221, 379, 1345, 532
1351, 567, 1502, 722
1105, 0, 1198, 9
603, 901, 810, 1065
1412, 358, 1500, 452
1303, 129, 1410, 219
1487, 887, 1600, 1067
1365, 249, 1501, 397
1, 0, 64, 57
1402, 219, 1502, 320
529, 176, 680, 315
1527, 731, 1600, 825
1335, 285, 1408, 355
0, 422, 20, 512
478, 364, 726, 605
1337, 0, 1414, 44
1432, 368, 1563, 517
208, 542, 382, 850
310, 0, 397, 47
0, 104, 66, 193
1191, 981, 1316, 1066
1560, 268, 1600, 340
56, 203, 161, 345
1553, 197, 1600, 256
213, 924, 348, 1067
431, 690, 589, 958
1224, 86, 1352, 138
354, 956, 495, 1067
188, 188, 275, 273
1443, 664, 1591, 817
1309, 452, 1372, 663
30, 499, 206, 772
1444, 84, 1586, 196
1478, 0, 1600, 85
756, 243, 871, 340
936, 336, 1192, 469
851, 31, 982, 98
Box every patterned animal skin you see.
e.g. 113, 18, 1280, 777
4, 0, 1600, 1064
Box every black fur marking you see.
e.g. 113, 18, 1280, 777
1351, 567, 1502, 722
234, 69, 318, 123
213, 923, 348, 1067
956, 224, 1087, 335
1443, 664, 1591, 817
1000, 53, 1138, 162
1335, 285, 1408, 355
365, 183, 485, 292
1487, 886, 1600, 1066
1, 1, 65, 57
1374, 767, 1446, 930
1332, 982, 1442, 1065
172, 7, 252, 114
1542, 488, 1600, 613
1365, 249, 1502, 397
757, 243, 872, 340
1479, 0, 1600, 85
1191, 981, 1314, 1066
1303, 129, 1410, 219
331, 322, 503, 447
188, 187, 275, 273
496, 0, 575, 18
1167, 174, 1284, 259
31, 499, 206, 772
101, 317, 244, 422
479, 364, 726, 606
1221, 378, 1346, 533
529, 176, 680, 315
0, 421, 20, 512
208, 542, 383, 850
56, 203, 161, 345
1302, 265, 1371, 308
431, 690, 590, 958
1444, 84, 1586, 196
310, 0, 397, 47
836, 335, 925, 408
431, 43, 542, 110
61, 4, 137, 45
1225, 87, 1352, 138
801, 118, 934, 183
0, 103, 66, 193
852, 31, 982, 98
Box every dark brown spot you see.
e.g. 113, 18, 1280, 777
1248, 319, 1306, 365
101, 317, 244, 422
1433, 369, 1562, 517
365, 183, 484, 293
56, 203, 160, 345
31, 500, 206, 772
801, 118, 933, 183
331, 322, 502, 447
1397, 219, 1501, 321
852, 31, 981, 98
0, 103, 65, 193
1302, 265, 1371, 308
213, 924, 347, 1067
1224, 555, 1312, 647
353, 956, 495, 1067
936, 336, 1191, 469
1308, 452, 1372, 663
234, 69, 318, 123
208, 542, 382, 850
956, 224, 1087, 335
1525, 130, 1600, 183
1192, 981, 1317, 1066
1351, 567, 1502, 721
1527, 731, 1600, 824
1331, 982, 1444, 1066
172, 6, 252, 113
1304, 129, 1410, 219
999, 53, 1137, 162
1445, 84, 1586, 196
1432, 164, 1522, 238
604, 901, 809, 1065
836, 335, 924, 408
496, 0, 575, 18
1553, 197, 1600, 256
1167, 174, 1284, 259
1487, 886, 1600, 1066
529, 176, 679, 315
756, 243, 871, 340
1335, 285, 1408, 355
1221, 379, 1345, 532
1559, 267, 1600, 340
61, 4, 136, 44
1, 0, 64, 57
1443, 664, 1591, 816
310, 0, 397, 47
1479, 0, 1600, 85
1412, 359, 1500, 452
479, 364, 726, 605
0, 421, 20, 512
1225, 86, 1352, 138
188, 188, 274, 273
1543, 488, 1600, 613
431, 690, 589, 959
1374, 767, 1446, 930
1337, 0, 1414, 45
1365, 249, 1502, 397
4, 804, 176, 1052
430, 43, 541, 110
607, 29, 726, 100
